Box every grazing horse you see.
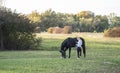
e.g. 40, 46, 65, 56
59, 37, 86, 58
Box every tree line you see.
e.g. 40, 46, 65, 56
0, 6, 120, 50
27, 9, 120, 32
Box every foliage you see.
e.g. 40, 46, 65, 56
77, 11, 94, 19
76, 11, 95, 32
108, 13, 120, 28
39, 9, 58, 31
27, 11, 41, 33
104, 27, 120, 37
0, 7, 41, 50
26, 9, 120, 32
94, 15, 109, 32
27, 10, 40, 23
27, 9, 76, 31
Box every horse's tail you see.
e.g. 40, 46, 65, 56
80, 37, 86, 57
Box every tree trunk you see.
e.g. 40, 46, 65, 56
0, 29, 4, 50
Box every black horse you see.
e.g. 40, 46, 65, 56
59, 37, 86, 58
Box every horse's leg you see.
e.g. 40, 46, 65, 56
64, 52, 66, 58
64, 48, 68, 58
80, 47, 81, 56
77, 47, 80, 58
68, 48, 71, 58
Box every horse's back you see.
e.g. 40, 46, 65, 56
62, 37, 77, 48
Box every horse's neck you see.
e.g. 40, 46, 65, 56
76, 39, 82, 47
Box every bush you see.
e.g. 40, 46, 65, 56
33, 37, 42, 50
4, 32, 42, 50
104, 27, 120, 37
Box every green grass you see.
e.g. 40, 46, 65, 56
40, 38, 62, 50
0, 33, 120, 73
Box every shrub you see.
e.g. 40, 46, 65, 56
104, 27, 120, 37
34, 37, 42, 50
3, 32, 42, 50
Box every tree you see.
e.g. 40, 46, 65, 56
0, 0, 4, 49
76, 11, 95, 32
39, 9, 57, 31
93, 15, 109, 32
39, 9, 75, 31
0, 7, 41, 50
27, 10, 41, 33
27, 10, 40, 23
108, 13, 120, 28
77, 11, 94, 19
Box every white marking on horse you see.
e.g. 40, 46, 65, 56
76, 38, 82, 48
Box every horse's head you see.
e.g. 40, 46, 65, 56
59, 50, 66, 58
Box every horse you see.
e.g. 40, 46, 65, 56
59, 37, 86, 58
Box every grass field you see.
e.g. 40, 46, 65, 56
0, 33, 120, 73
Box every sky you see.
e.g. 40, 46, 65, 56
4, 0, 120, 16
